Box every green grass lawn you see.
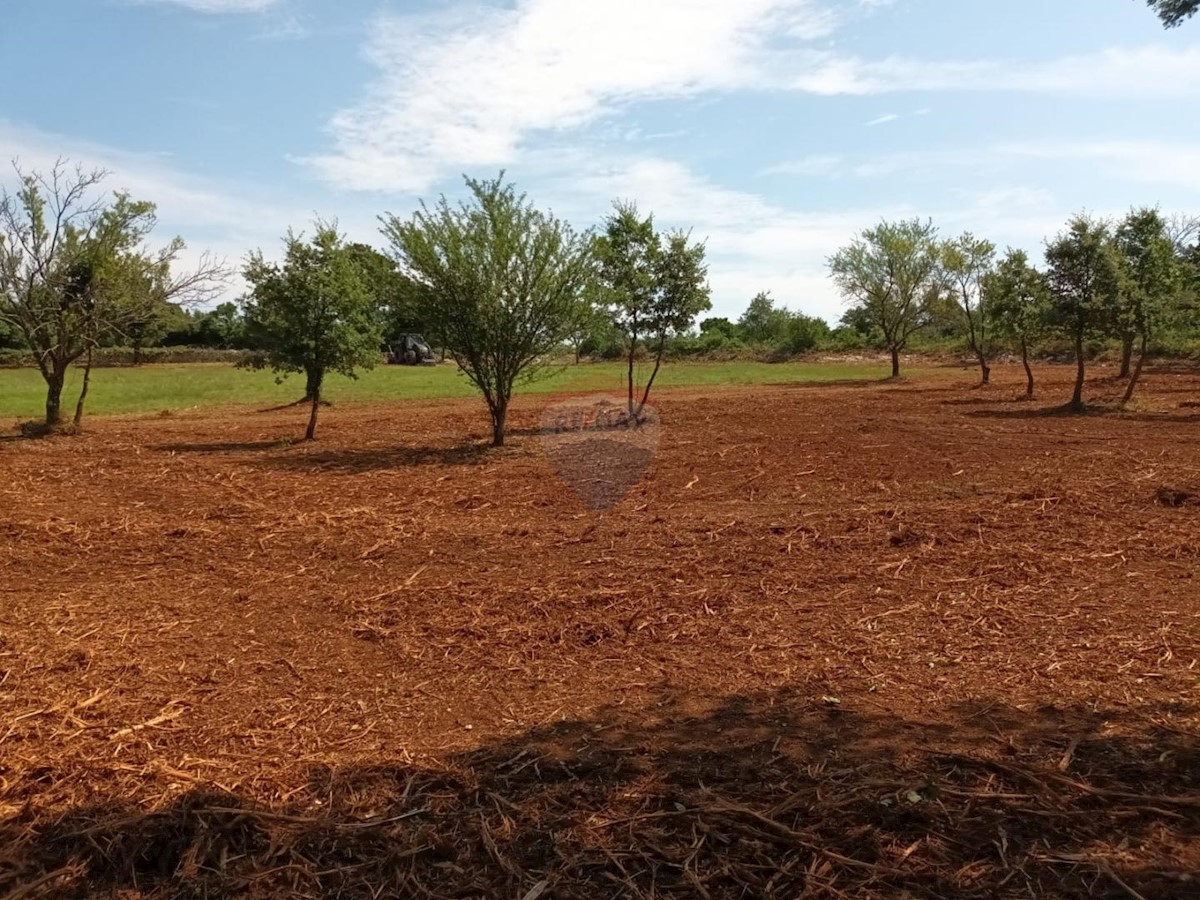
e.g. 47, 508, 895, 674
0, 360, 938, 420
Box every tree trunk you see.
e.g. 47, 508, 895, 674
890, 347, 901, 378
132, 342, 143, 366
45, 368, 66, 427
978, 351, 991, 385
73, 348, 94, 428
490, 399, 507, 447
304, 366, 322, 402
1069, 329, 1086, 412
305, 381, 321, 440
1122, 332, 1148, 406
1020, 337, 1034, 398
627, 343, 637, 417
1119, 334, 1134, 379
634, 340, 666, 422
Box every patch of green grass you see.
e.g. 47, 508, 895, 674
0, 360, 941, 420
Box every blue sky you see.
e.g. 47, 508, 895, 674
4, 0, 1199, 322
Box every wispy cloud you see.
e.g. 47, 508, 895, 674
864, 113, 899, 127
790, 44, 1200, 97
760, 155, 842, 177
302, 0, 1200, 195
299, 0, 845, 192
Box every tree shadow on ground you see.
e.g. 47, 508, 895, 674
259, 443, 496, 473
763, 378, 895, 390
964, 405, 1200, 424
4, 690, 1198, 898
154, 440, 293, 454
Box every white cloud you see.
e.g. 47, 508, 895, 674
130, 0, 280, 12
300, 0, 840, 192
760, 155, 843, 177
301, 0, 1200, 195
790, 44, 1200, 97
865, 113, 899, 127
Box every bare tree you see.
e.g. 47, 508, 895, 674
0, 160, 224, 429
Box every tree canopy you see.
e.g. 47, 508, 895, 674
595, 203, 711, 419
829, 219, 942, 378
0, 161, 222, 428
1146, 0, 1199, 27
1044, 215, 1123, 411
242, 221, 382, 440
382, 175, 594, 447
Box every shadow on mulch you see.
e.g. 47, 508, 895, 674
155, 440, 290, 454
965, 405, 1200, 424
260, 443, 494, 473
763, 378, 893, 390
4, 691, 1198, 899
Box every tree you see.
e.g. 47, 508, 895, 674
381, 175, 593, 447
1146, 0, 1199, 27
829, 219, 942, 378
942, 232, 997, 384
595, 203, 711, 420
984, 249, 1050, 398
121, 296, 187, 364
1044, 215, 1123, 412
778, 312, 831, 354
737, 291, 789, 346
242, 221, 382, 440
0, 161, 222, 429
1114, 208, 1182, 404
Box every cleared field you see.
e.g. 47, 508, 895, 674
1, 366, 1199, 897
0, 359, 943, 420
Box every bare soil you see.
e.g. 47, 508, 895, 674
2, 366, 1199, 898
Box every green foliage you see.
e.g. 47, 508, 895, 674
1114, 208, 1182, 342
1146, 0, 1199, 27
985, 249, 1051, 347
382, 175, 594, 446
941, 232, 997, 379
0, 162, 222, 426
242, 221, 382, 437
1045, 214, 1124, 409
777, 312, 831, 354
595, 202, 711, 415
829, 218, 943, 375
738, 291, 789, 346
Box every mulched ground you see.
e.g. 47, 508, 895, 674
1, 364, 1199, 898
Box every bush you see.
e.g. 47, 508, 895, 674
775, 314, 830, 355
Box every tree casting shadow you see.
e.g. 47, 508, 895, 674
3, 690, 1197, 898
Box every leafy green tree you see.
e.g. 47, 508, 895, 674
737, 291, 789, 346
242, 221, 382, 440
1146, 0, 1198, 27
1044, 215, 1123, 411
1114, 208, 1182, 404
195, 302, 248, 349
595, 203, 711, 419
699, 316, 737, 339
382, 175, 594, 447
829, 219, 942, 378
777, 312, 831, 354
0, 162, 222, 428
942, 232, 997, 384
119, 296, 188, 364
984, 249, 1051, 398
